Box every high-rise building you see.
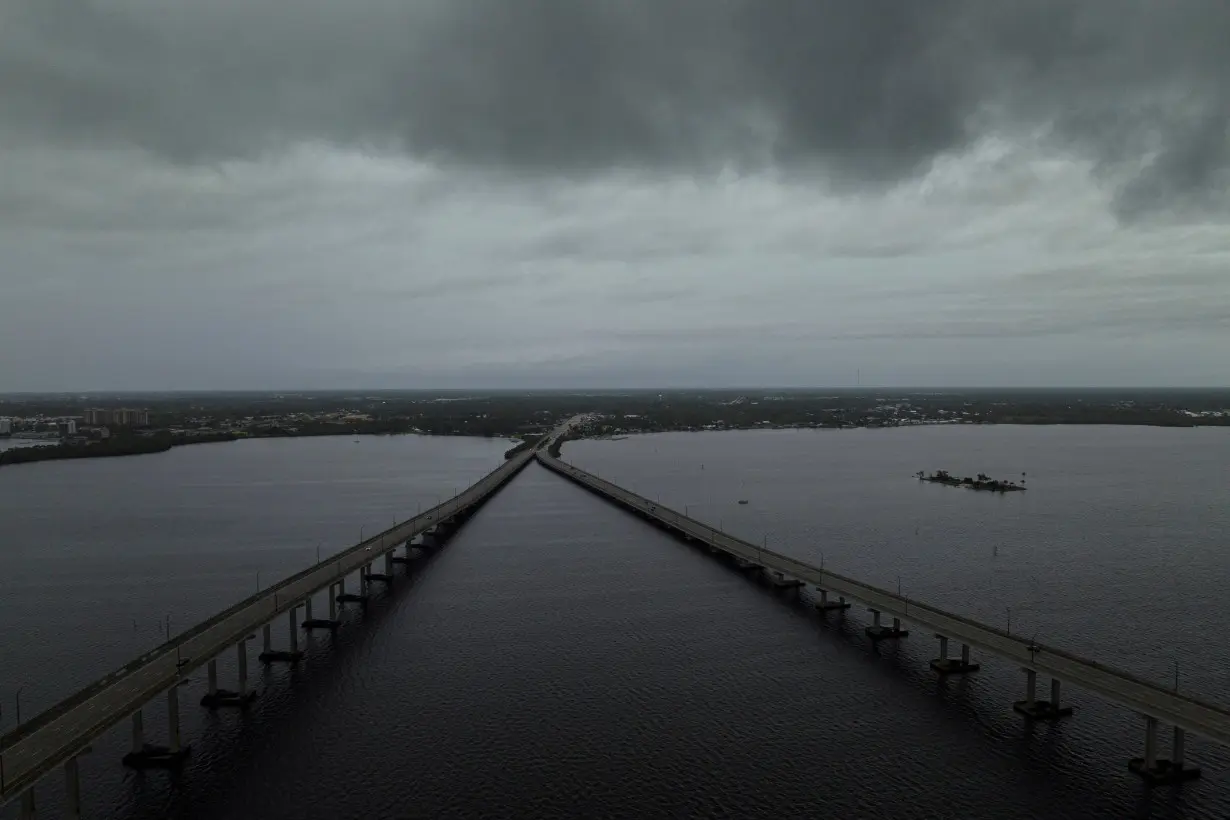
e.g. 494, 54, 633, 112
84, 408, 109, 426
58, 419, 78, 437
0, 418, 11, 436
112, 409, 150, 427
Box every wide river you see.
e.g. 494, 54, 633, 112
1, 426, 1227, 819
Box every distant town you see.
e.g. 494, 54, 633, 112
1, 388, 1227, 467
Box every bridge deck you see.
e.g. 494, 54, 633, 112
0, 448, 537, 803
536, 452, 1230, 750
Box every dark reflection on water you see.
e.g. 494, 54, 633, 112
2, 428, 1227, 818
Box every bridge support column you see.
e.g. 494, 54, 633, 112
64, 755, 81, 820
304, 588, 342, 630
238, 638, 249, 695
815, 589, 851, 612
259, 607, 304, 663
168, 684, 181, 752
263, 623, 272, 655
202, 641, 258, 707
20, 789, 35, 820
288, 607, 299, 654
769, 572, 804, 593
865, 608, 908, 641
1130, 719, 1201, 784
123, 689, 190, 767
384, 551, 394, 576
1013, 669, 1072, 720
336, 573, 368, 606
931, 635, 980, 674
131, 709, 144, 753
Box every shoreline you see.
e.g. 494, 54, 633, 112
0, 429, 522, 469
4, 417, 1225, 469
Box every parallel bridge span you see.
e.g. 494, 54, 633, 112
0, 424, 578, 815
536, 448, 1229, 786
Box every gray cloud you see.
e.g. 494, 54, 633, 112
4, 1, 1230, 214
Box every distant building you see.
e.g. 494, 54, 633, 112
85, 408, 150, 427
57, 419, 78, 437
113, 408, 150, 427
0, 418, 11, 436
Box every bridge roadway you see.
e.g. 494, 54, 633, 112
0, 434, 563, 809
536, 450, 1230, 770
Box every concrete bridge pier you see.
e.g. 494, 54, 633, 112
1013, 669, 1072, 720
1130, 717, 1202, 784
769, 572, 804, 593
390, 542, 414, 565
122, 688, 190, 768
930, 635, 981, 674
19, 788, 35, 820
364, 560, 393, 587
336, 573, 368, 606
815, 589, 851, 612
384, 551, 394, 576
64, 754, 81, 820
303, 588, 341, 630
865, 608, 909, 641
201, 639, 258, 707
259, 606, 305, 663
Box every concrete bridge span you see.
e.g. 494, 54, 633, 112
536, 448, 1226, 786
0, 422, 582, 817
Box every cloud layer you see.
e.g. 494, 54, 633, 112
1, 2, 1228, 389
6, 0, 1230, 209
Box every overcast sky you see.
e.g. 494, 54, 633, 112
2, 0, 1228, 390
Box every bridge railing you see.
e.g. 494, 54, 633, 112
535, 451, 1230, 720
0, 450, 535, 754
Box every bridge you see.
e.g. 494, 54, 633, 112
534, 449, 1228, 787
1, 416, 1222, 816
0, 418, 585, 819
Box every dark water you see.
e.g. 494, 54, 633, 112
2, 427, 1228, 818
0, 435, 508, 726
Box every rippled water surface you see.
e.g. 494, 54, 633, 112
2, 427, 1228, 819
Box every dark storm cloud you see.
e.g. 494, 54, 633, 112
3, 0, 1230, 211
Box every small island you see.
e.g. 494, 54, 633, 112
917, 470, 1026, 492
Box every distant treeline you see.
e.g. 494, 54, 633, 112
0, 432, 238, 468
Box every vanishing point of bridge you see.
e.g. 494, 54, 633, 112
2, 417, 1224, 816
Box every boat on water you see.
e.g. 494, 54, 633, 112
917, 470, 1025, 492
738, 499, 749, 505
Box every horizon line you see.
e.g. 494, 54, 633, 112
2, 385, 1229, 397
